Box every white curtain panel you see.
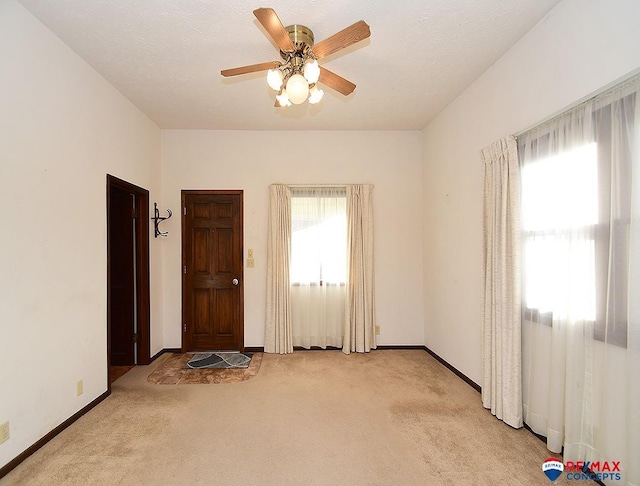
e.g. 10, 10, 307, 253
519, 75, 640, 485
290, 187, 347, 349
480, 136, 523, 428
343, 184, 376, 354
265, 184, 293, 354
627, 89, 640, 486
291, 284, 345, 348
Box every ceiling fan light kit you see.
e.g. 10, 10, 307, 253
221, 8, 371, 108
267, 68, 284, 90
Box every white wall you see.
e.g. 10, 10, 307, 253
421, 0, 640, 383
161, 130, 424, 348
0, 0, 161, 468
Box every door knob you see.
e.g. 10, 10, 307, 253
232, 278, 239, 286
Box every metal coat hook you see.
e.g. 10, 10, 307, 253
152, 202, 172, 238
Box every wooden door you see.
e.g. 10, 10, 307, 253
107, 175, 151, 375
182, 191, 243, 351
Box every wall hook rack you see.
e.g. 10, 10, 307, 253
152, 202, 172, 238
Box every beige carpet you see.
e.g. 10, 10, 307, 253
1, 350, 572, 485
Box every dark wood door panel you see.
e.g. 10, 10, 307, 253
182, 191, 243, 352
216, 229, 234, 273
193, 288, 211, 335
213, 287, 236, 336
193, 228, 211, 274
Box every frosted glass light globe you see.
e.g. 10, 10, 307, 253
285, 74, 310, 104
308, 86, 324, 104
267, 69, 284, 91
276, 91, 292, 107
303, 60, 320, 84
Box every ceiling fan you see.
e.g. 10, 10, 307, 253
221, 8, 371, 107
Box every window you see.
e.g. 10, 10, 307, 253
521, 143, 598, 322
290, 188, 347, 286
290, 187, 347, 349
265, 183, 376, 354
519, 94, 635, 347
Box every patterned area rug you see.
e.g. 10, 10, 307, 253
147, 352, 262, 385
184, 352, 253, 369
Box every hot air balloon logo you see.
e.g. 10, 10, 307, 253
542, 458, 564, 482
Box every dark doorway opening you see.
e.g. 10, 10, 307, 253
107, 175, 150, 387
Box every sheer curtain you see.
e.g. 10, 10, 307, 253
519, 75, 640, 485
290, 187, 346, 348
480, 136, 522, 428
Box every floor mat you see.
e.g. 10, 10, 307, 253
184, 352, 253, 369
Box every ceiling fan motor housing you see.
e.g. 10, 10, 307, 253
285, 24, 314, 48
281, 25, 315, 72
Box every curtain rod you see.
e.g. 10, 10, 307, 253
272, 184, 374, 188
286, 184, 349, 188
513, 68, 640, 139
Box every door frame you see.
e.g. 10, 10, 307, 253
106, 175, 151, 383
181, 190, 244, 352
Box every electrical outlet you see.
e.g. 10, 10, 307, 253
247, 258, 255, 268
77, 380, 83, 397
375, 325, 381, 335
0, 421, 9, 445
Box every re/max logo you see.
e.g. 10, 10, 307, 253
565, 461, 621, 473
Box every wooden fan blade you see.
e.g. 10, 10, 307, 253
221, 61, 279, 77
253, 8, 295, 51
318, 67, 356, 96
312, 20, 371, 59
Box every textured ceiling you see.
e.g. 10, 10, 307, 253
18, 0, 561, 130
